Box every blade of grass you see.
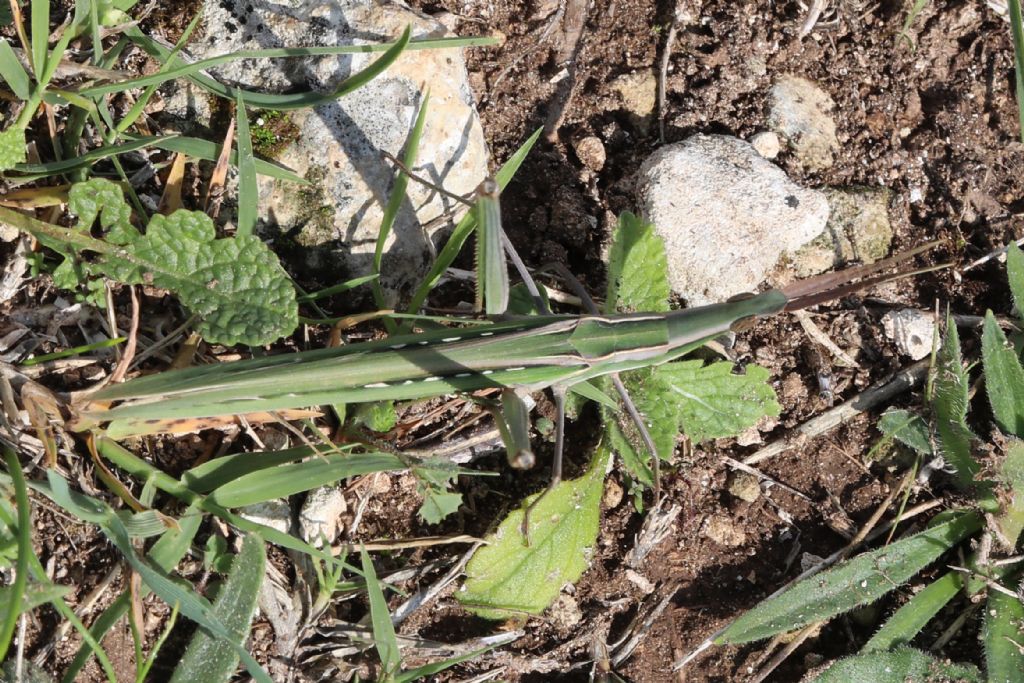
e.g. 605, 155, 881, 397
402, 127, 542, 323
373, 93, 430, 324
1009, 0, 1024, 142
0, 38, 30, 100
0, 445, 31, 663
234, 93, 258, 237
112, 29, 495, 105
361, 547, 402, 678
10, 135, 169, 177
30, 0, 48, 79
21, 336, 125, 366
145, 134, 307, 184
298, 273, 379, 302
863, 570, 962, 652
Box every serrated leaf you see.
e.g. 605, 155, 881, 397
69, 178, 137, 245
811, 646, 981, 683
170, 533, 266, 683
657, 361, 780, 443
0, 127, 26, 171
878, 409, 933, 455
417, 488, 462, 525
458, 449, 607, 619
863, 571, 962, 652
716, 512, 982, 644
932, 317, 979, 489
604, 212, 670, 314
1008, 242, 1024, 317
982, 310, 1024, 439
982, 586, 1024, 683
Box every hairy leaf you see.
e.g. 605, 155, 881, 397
171, 533, 266, 683
877, 409, 932, 455
998, 442, 1024, 547
982, 310, 1024, 439
351, 401, 397, 433
982, 586, 1024, 683
604, 212, 670, 314
932, 317, 979, 489
0, 126, 26, 171
1009, 243, 1024, 317
716, 512, 982, 644
458, 449, 607, 619
811, 646, 981, 683
863, 571, 962, 652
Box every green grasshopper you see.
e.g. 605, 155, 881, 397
76, 243, 941, 521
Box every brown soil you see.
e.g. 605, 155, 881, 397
6, 0, 1020, 682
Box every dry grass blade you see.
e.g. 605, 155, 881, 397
158, 152, 187, 214
204, 115, 235, 217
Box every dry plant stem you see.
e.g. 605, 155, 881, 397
947, 565, 1022, 599
798, 0, 827, 38
751, 623, 819, 683
391, 541, 483, 627
107, 285, 140, 385
743, 357, 931, 466
722, 456, 811, 501
657, 12, 680, 143
793, 309, 858, 367
929, 602, 979, 651
961, 234, 1024, 272
610, 581, 681, 667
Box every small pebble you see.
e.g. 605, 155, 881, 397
749, 131, 780, 159
573, 135, 606, 172
702, 514, 746, 547
603, 478, 624, 508
882, 308, 938, 360
727, 471, 762, 502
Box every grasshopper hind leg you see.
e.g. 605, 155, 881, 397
521, 385, 567, 544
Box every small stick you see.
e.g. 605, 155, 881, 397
722, 456, 811, 501
798, 0, 827, 39
657, 11, 681, 143
793, 309, 858, 368
961, 234, 1024, 273
743, 358, 930, 466
391, 541, 483, 627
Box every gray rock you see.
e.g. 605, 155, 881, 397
882, 308, 937, 360
162, 0, 489, 301
636, 134, 829, 305
238, 500, 292, 535
299, 485, 348, 547
768, 75, 840, 172
789, 186, 894, 278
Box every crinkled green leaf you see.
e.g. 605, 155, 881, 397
811, 646, 981, 683
604, 212, 670, 314
458, 449, 607, 619
351, 401, 397, 433
417, 487, 462, 525
982, 310, 1024, 439
932, 317, 980, 490
982, 585, 1024, 683
171, 533, 266, 683
716, 512, 982, 644
0, 127, 26, 171
878, 409, 933, 455
69, 178, 138, 245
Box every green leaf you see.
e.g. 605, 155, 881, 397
998, 442, 1024, 547
234, 94, 258, 238
144, 135, 307, 184
1008, 243, 1024, 317
863, 571, 962, 652
171, 534, 266, 683
932, 317, 980, 489
360, 547, 402, 678
877, 409, 933, 455
30, 0, 49, 81
0, 126, 26, 172
417, 487, 462, 525
351, 401, 397, 433
604, 211, 670, 314
982, 310, 1024, 438
458, 448, 607, 619
811, 646, 981, 683
716, 512, 982, 644
0, 39, 31, 100
209, 452, 405, 508
982, 585, 1024, 682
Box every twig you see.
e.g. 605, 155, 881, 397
947, 565, 1022, 599
722, 456, 811, 501
610, 581, 681, 667
793, 309, 858, 368
743, 358, 930, 466
391, 541, 483, 627
961, 234, 1024, 273
798, 0, 827, 39
750, 622, 818, 683
657, 11, 680, 143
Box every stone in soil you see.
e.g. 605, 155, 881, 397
160, 0, 488, 302
635, 134, 828, 305
702, 513, 746, 547
882, 308, 938, 360
239, 500, 292, 534
768, 75, 840, 172
726, 471, 761, 502
299, 485, 348, 547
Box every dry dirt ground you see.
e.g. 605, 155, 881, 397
7, 0, 1023, 681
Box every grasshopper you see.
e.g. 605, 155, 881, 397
75, 242, 942, 527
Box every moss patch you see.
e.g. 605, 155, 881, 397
248, 110, 300, 159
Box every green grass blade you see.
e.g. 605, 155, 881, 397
21, 336, 125, 366
360, 547, 402, 677
103, 26, 414, 110
1008, 242, 1024, 316
113, 29, 495, 105
234, 93, 258, 237
209, 452, 405, 508
298, 273, 378, 302
1009, 0, 1024, 142
394, 647, 497, 683
183, 445, 329, 493
10, 135, 168, 177
715, 511, 982, 644
170, 533, 266, 683
0, 446, 31, 663
403, 127, 542, 319
30, 0, 49, 80
863, 570, 962, 652
0, 38, 31, 100
143, 134, 307, 184
373, 93, 429, 317
983, 584, 1024, 682
982, 310, 1024, 438
811, 646, 981, 683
